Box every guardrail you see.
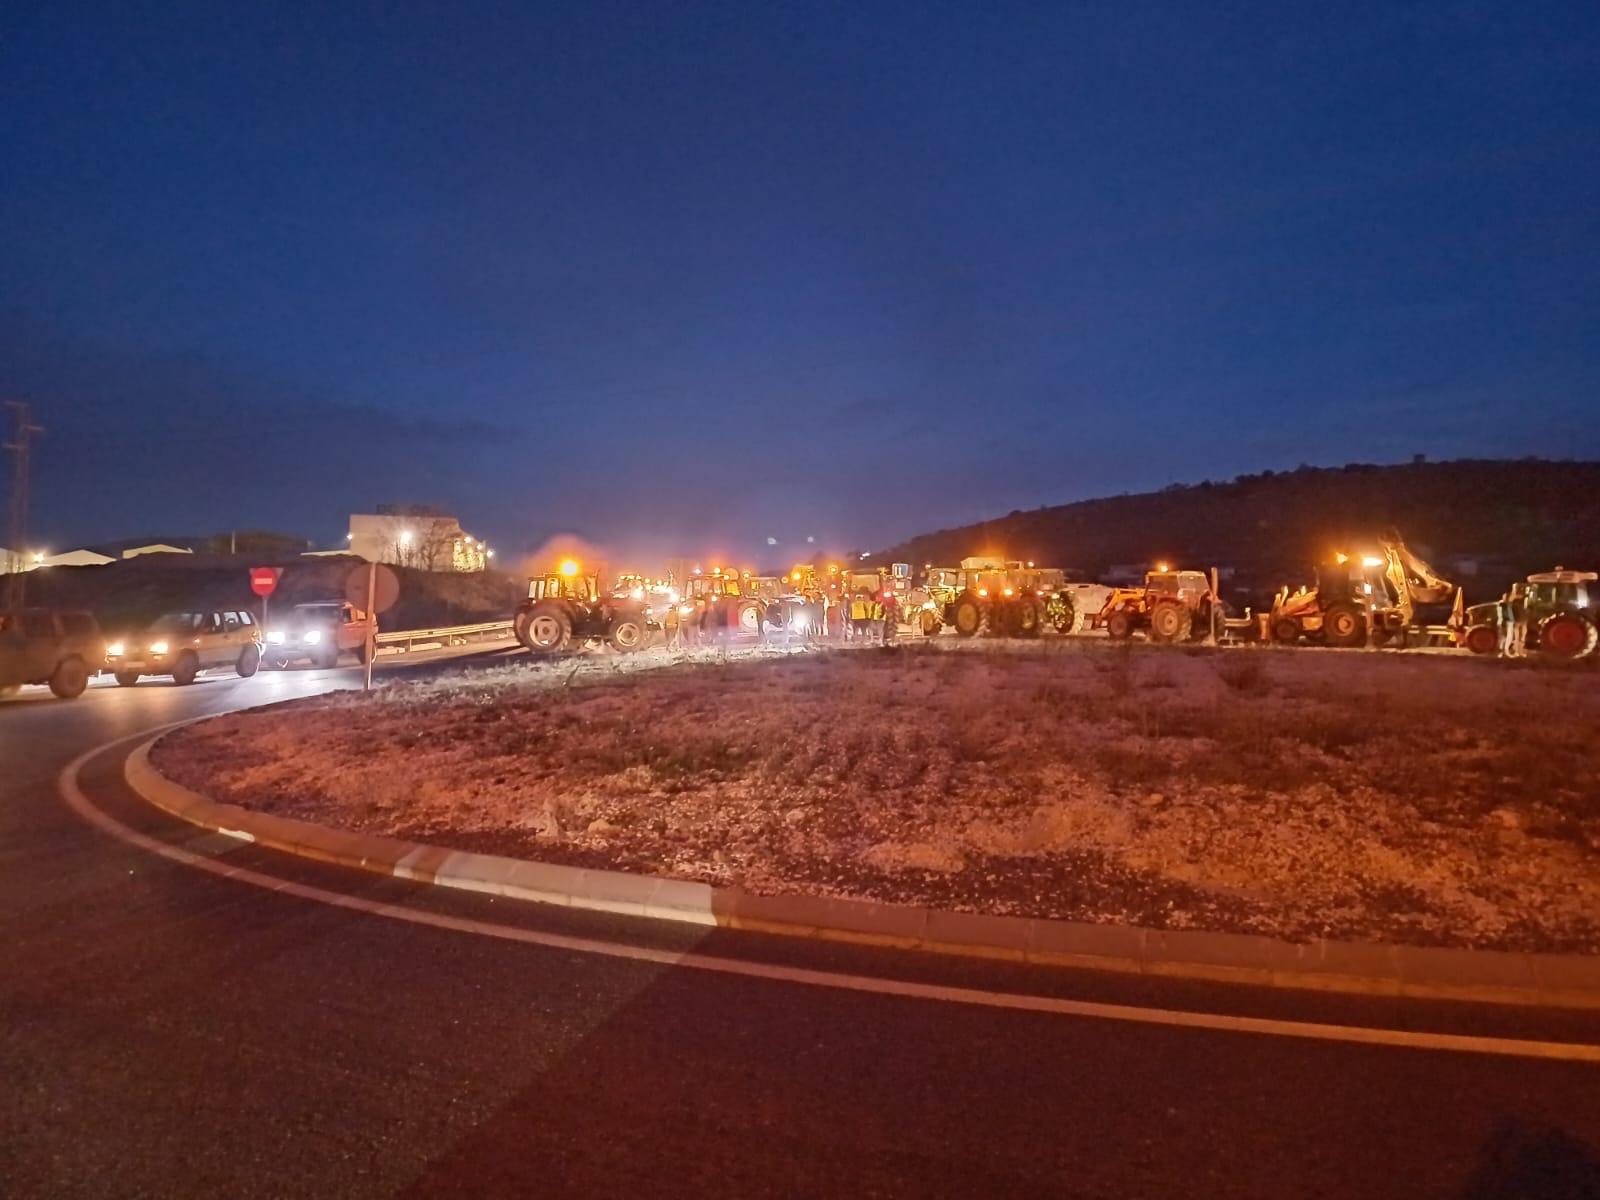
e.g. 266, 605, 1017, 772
374, 620, 515, 653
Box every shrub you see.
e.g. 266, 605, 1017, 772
1217, 657, 1268, 695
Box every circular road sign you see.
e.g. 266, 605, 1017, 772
345, 563, 401, 614
249, 567, 283, 597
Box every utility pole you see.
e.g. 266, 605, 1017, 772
4, 401, 45, 609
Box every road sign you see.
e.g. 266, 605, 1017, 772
249, 567, 283, 597
345, 562, 400, 615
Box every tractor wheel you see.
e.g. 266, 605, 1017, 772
1012, 596, 1043, 638
1048, 596, 1078, 635
737, 601, 763, 636
920, 609, 942, 638
1539, 613, 1598, 659
513, 609, 533, 649
1105, 609, 1136, 640
236, 643, 261, 678
171, 651, 200, 686
1462, 624, 1498, 656
1322, 603, 1367, 648
607, 615, 647, 653
1147, 601, 1190, 644
952, 594, 984, 637
524, 602, 573, 654
114, 670, 141, 687
48, 656, 90, 699
1272, 617, 1302, 645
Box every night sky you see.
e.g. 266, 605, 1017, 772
3, 2, 1597, 566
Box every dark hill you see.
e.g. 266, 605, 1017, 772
877, 459, 1600, 603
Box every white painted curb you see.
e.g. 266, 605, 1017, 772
126, 735, 1600, 1010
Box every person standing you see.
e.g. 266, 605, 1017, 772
1507, 583, 1528, 658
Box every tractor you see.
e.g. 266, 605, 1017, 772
1095, 567, 1218, 643
930, 558, 1068, 639
514, 561, 652, 655
1462, 569, 1598, 659
1270, 531, 1453, 648
681, 570, 765, 639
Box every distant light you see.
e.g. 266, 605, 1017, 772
32, 551, 45, 564
860, 552, 870, 559
1155, 561, 1170, 573
806, 536, 815, 544
766, 536, 777, 546
399, 530, 414, 547
487, 549, 495, 559
345, 532, 353, 541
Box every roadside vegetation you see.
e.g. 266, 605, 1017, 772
154, 642, 1600, 951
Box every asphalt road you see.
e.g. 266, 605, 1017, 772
3, 650, 1600, 1199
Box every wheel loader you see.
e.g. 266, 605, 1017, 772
1269, 530, 1453, 648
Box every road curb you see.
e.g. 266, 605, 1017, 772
125, 735, 1600, 1010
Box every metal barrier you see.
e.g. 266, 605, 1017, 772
374, 620, 515, 653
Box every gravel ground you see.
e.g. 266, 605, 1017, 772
153, 640, 1600, 952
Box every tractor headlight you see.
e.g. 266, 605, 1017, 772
266, 630, 286, 644
303, 629, 323, 645
792, 614, 810, 632
106, 642, 124, 658
148, 641, 169, 655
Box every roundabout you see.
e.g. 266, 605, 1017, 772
6, 645, 1600, 1197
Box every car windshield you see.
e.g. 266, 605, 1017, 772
150, 612, 201, 632
294, 605, 340, 621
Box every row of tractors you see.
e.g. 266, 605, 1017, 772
510, 541, 1600, 662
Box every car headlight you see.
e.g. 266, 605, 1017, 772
106, 642, 124, 657
266, 630, 286, 644
303, 629, 323, 645
148, 641, 169, 655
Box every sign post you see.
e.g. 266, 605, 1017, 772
344, 563, 400, 693
250, 567, 283, 637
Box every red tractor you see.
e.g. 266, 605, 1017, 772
514, 561, 652, 654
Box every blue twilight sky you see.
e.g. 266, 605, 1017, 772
2, 1, 1597, 565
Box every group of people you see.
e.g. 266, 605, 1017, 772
1491, 586, 1529, 658
662, 587, 902, 649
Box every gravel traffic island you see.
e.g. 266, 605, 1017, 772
151, 642, 1600, 954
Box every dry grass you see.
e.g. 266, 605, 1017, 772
154, 641, 1600, 951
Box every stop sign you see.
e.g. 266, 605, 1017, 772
249, 567, 283, 597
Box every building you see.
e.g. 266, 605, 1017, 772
347, 506, 490, 572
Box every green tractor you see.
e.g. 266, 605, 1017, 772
1462, 569, 1598, 659
925, 559, 1074, 638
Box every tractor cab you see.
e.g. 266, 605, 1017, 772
527, 569, 599, 605
1525, 570, 1595, 614
1145, 568, 1212, 605
1523, 569, 1598, 658
684, 571, 744, 601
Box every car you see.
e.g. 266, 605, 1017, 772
264, 601, 370, 669
107, 609, 263, 686
0, 608, 106, 700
